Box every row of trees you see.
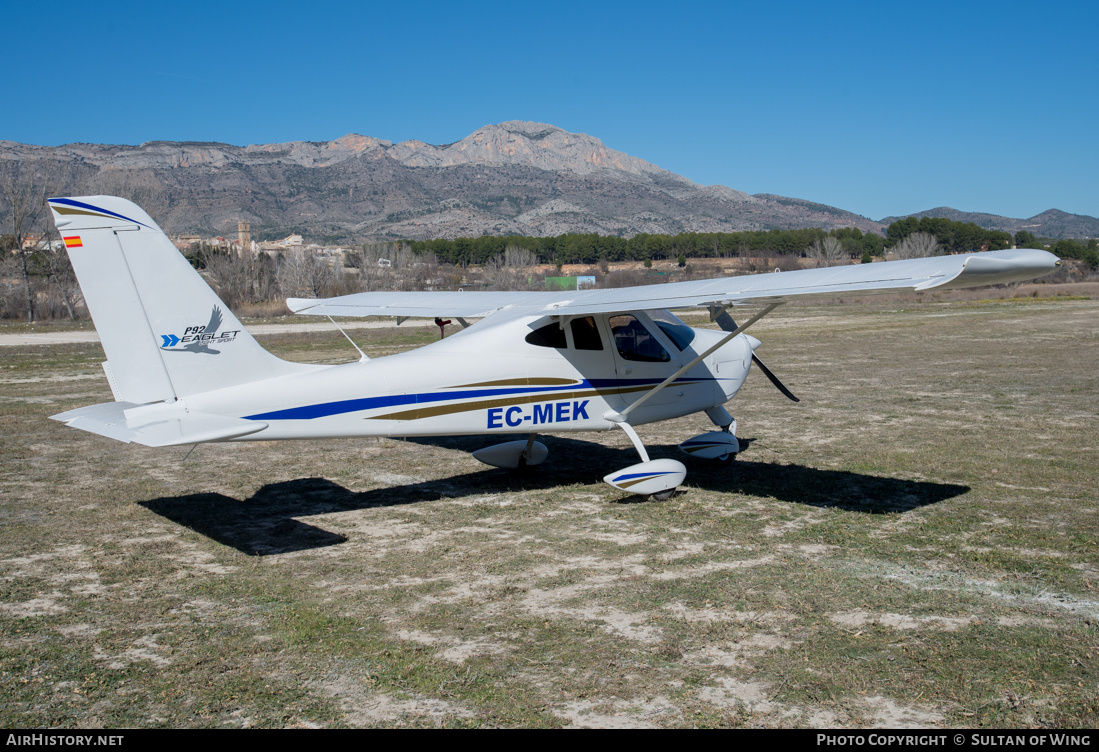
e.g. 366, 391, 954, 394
408, 227, 892, 267
888, 219, 1098, 267
1017, 234, 1099, 268
181, 241, 462, 313
885, 216, 1012, 254
408, 215, 1041, 268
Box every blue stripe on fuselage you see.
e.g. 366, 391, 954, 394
243, 377, 717, 421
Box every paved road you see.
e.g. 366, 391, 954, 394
0, 318, 432, 346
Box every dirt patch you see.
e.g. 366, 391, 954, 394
830, 610, 977, 632
319, 675, 474, 727
555, 697, 679, 728
685, 633, 795, 667
861, 695, 945, 728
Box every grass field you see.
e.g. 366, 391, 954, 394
1, 298, 1096, 728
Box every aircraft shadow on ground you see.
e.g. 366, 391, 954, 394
140, 435, 968, 556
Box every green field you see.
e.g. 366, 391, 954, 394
1, 299, 1096, 728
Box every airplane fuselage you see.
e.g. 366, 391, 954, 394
183, 311, 753, 441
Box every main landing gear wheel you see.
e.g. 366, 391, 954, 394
649, 488, 676, 501
472, 438, 547, 469
678, 431, 739, 462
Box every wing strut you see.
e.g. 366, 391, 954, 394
327, 315, 368, 361
603, 302, 783, 423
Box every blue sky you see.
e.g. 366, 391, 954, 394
6, 0, 1096, 221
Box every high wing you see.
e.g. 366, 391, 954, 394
289, 290, 525, 319
287, 248, 1060, 319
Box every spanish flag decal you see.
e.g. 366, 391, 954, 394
63, 236, 83, 249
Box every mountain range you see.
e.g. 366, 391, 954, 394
878, 207, 1098, 239
2, 121, 1094, 241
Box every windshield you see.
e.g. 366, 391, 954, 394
645, 309, 696, 352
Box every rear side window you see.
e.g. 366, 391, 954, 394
525, 322, 566, 349
570, 316, 603, 350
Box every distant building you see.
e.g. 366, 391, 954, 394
237, 222, 251, 257
175, 234, 201, 250
545, 275, 597, 291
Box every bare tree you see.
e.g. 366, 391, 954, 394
201, 248, 266, 310
2, 162, 54, 321
891, 232, 941, 260
276, 250, 340, 298
504, 243, 536, 269
40, 224, 82, 319
346, 241, 432, 291
485, 243, 540, 290
407, 251, 441, 291
806, 236, 848, 267
346, 241, 390, 292
0, 244, 24, 318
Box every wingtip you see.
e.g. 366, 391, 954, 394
286, 297, 317, 314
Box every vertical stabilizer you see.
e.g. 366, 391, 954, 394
49, 196, 310, 401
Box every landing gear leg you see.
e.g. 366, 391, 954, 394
472, 437, 548, 469
518, 433, 538, 469
617, 422, 650, 463
705, 405, 737, 436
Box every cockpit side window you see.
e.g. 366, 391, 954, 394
525, 321, 567, 349
570, 316, 604, 350
609, 314, 670, 362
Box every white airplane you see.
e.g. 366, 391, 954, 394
47, 196, 1061, 499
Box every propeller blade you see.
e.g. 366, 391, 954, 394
751, 353, 800, 402
713, 309, 739, 333
711, 309, 800, 402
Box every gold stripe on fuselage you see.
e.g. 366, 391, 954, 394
448, 377, 581, 388
366, 381, 702, 422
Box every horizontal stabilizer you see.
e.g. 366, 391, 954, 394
50, 402, 267, 447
